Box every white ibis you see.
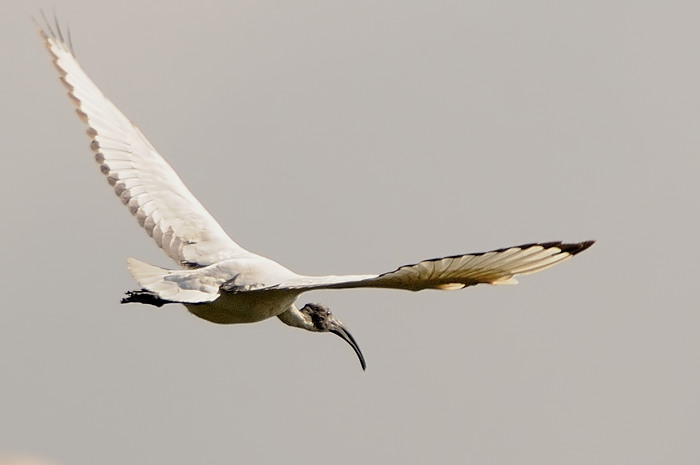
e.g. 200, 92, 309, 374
40, 18, 594, 370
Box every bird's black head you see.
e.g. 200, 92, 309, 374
300, 303, 366, 370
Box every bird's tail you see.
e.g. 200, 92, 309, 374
126, 257, 171, 287
124, 257, 221, 304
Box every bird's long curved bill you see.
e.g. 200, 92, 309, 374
331, 327, 366, 371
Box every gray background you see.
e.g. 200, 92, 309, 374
1, 1, 698, 464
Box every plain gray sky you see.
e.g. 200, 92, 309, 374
2, 1, 699, 464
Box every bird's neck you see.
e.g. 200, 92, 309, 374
277, 304, 315, 331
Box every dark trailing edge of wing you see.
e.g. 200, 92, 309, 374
489, 240, 595, 257
243, 240, 596, 293
384, 240, 595, 271
352, 239, 596, 289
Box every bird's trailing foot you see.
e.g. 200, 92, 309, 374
121, 289, 168, 307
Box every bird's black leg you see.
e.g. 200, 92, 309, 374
121, 289, 169, 307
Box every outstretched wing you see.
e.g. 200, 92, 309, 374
263, 241, 594, 292
40, 20, 253, 267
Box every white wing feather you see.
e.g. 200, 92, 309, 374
41, 24, 252, 267
39, 21, 595, 304
264, 241, 595, 293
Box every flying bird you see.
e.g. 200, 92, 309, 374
39, 19, 593, 370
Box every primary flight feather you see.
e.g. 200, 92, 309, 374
40, 18, 593, 370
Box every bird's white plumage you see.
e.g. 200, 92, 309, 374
126, 258, 222, 303
246, 242, 583, 293
40, 20, 593, 338
42, 27, 253, 268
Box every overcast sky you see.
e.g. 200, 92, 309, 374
2, 1, 699, 464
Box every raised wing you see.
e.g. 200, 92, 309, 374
265, 241, 594, 292
40, 20, 252, 267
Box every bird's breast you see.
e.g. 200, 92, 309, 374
184, 289, 298, 325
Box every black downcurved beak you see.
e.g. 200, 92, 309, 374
330, 326, 367, 371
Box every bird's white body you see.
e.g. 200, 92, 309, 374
39, 17, 593, 369
125, 253, 376, 324
128, 256, 302, 324
186, 291, 300, 325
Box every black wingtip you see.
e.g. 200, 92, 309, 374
558, 240, 595, 255
35, 9, 75, 54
